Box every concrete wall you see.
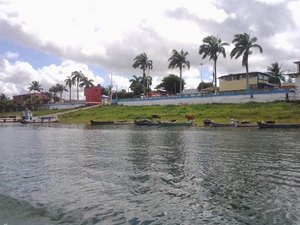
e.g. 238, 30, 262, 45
118, 91, 299, 106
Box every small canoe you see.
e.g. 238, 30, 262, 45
90, 120, 115, 125
210, 122, 235, 127
257, 122, 300, 129
158, 120, 193, 127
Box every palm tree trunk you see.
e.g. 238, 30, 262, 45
213, 60, 217, 88
142, 69, 146, 95
69, 86, 72, 101
245, 63, 253, 98
179, 66, 182, 93
246, 63, 249, 91
77, 81, 79, 101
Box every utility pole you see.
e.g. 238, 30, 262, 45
200, 63, 203, 94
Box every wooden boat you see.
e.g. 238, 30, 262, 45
0, 115, 21, 123
90, 120, 133, 125
210, 122, 235, 127
20, 109, 58, 124
235, 123, 258, 128
158, 120, 193, 127
234, 120, 257, 127
134, 119, 159, 126
257, 121, 300, 129
90, 120, 115, 125
210, 118, 236, 127
203, 118, 212, 126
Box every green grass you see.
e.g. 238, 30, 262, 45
56, 102, 300, 125
5, 102, 299, 125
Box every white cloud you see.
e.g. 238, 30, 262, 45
0, 58, 104, 98
3, 51, 19, 60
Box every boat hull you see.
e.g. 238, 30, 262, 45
20, 116, 58, 124
210, 122, 235, 127
257, 122, 300, 129
158, 121, 193, 127
90, 120, 115, 125
134, 119, 159, 126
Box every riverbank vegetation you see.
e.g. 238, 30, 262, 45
57, 101, 300, 125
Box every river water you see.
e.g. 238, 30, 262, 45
0, 123, 300, 225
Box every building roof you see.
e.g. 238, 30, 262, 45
218, 71, 271, 79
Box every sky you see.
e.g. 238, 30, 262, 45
1, 0, 300, 99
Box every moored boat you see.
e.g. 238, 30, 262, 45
0, 115, 21, 123
210, 122, 235, 127
203, 118, 212, 126
210, 118, 237, 127
257, 121, 300, 129
134, 119, 159, 126
158, 120, 193, 127
20, 109, 58, 124
90, 120, 133, 125
90, 120, 115, 125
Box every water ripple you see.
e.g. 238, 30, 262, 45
0, 125, 300, 224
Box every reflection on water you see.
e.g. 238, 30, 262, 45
0, 123, 300, 224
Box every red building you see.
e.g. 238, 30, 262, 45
84, 84, 102, 106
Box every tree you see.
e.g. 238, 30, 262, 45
79, 76, 95, 88
199, 35, 228, 88
0, 93, 9, 114
64, 76, 75, 101
197, 81, 213, 91
129, 75, 144, 96
49, 85, 59, 102
132, 53, 153, 94
156, 74, 185, 94
28, 81, 43, 93
267, 62, 286, 86
142, 75, 152, 96
55, 84, 68, 100
230, 33, 263, 91
71, 71, 84, 101
168, 49, 190, 93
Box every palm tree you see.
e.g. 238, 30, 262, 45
28, 81, 43, 93
132, 53, 153, 93
168, 49, 190, 93
129, 75, 143, 95
199, 35, 229, 88
64, 76, 75, 101
230, 33, 263, 91
71, 71, 84, 101
55, 84, 68, 100
129, 75, 142, 87
267, 62, 286, 86
143, 75, 152, 89
49, 85, 59, 102
79, 76, 95, 88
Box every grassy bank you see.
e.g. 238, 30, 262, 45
57, 102, 300, 125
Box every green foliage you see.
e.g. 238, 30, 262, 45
28, 81, 43, 93
197, 81, 213, 91
267, 62, 286, 86
168, 49, 190, 92
157, 74, 185, 94
199, 35, 229, 87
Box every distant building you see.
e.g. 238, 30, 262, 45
13, 92, 50, 104
288, 61, 300, 97
218, 72, 274, 92
84, 84, 102, 106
